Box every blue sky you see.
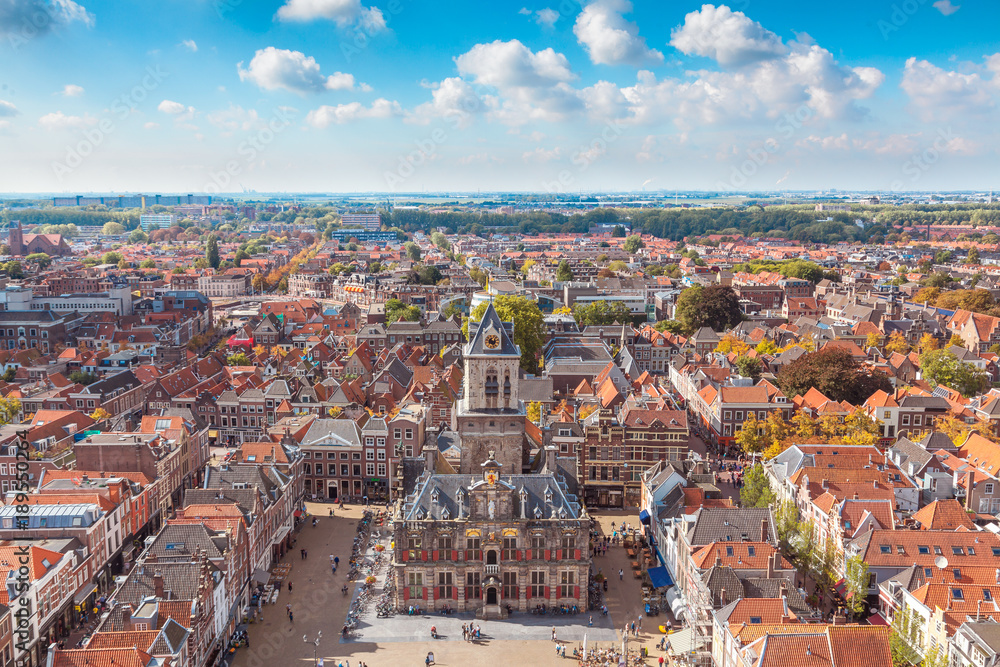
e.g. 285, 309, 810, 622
0, 0, 997, 193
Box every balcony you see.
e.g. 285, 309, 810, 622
484, 564, 499, 575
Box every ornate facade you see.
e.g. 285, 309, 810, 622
457, 302, 527, 474
392, 453, 589, 616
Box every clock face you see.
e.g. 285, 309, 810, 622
485, 334, 501, 349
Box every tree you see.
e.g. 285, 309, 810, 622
922, 271, 952, 288
573, 300, 634, 326
920, 348, 987, 397
520, 259, 536, 276
469, 267, 488, 288
735, 413, 767, 455
234, 248, 249, 267
948, 333, 966, 348
385, 298, 422, 324
89, 407, 111, 421
734, 355, 763, 382
205, 234, 220, 269
777, 347, 893, 404
102, 221, 125, 235
251, 274, 265, 293
527, 401, 541, 424
623, 234, 644, 254
885, 331, 910, 355
715, 334, 749, 356
101, 252, 122, 265
755, 339, 779, 355
611, 225, 626, 237
914, 286, 940, 304
140, 259, 156, 269
654, 320, 685, 335
0, 367, 14, 382
889, 606, 924, 667
25, 253, 52, 268
607, 260, 629, 273
843, 555, 869, 619
430, 231, 451, 251
0, 396, 21, 426
675, 285, 743, 333
967, 246, 981, 264
917, 332, 938, 354
467, 296, 545, 373
555, 260, 574, 282
128, 229, 149, 244
2, 260, 23, 279
740, 464, 775, 508
227, 352, 250, 366
866, 331, 883, 350
404, 242, 421, 261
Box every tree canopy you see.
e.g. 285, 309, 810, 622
573, 300, 634, 326
920, 348, 987, 397
385, 298, 422, 324
777, 347, 892, 404
675, 285, 743, 334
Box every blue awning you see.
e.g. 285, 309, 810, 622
639, 508, 651, 523
647, 566, 673, 589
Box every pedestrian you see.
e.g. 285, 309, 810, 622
630, 621, 635, 635
638, 616, 642, 632
335, 556, 340, 566
589, 615, 593, 627
300, 548, 305, 560
288, 581, 293, 593
552, 627, 556, 641
619, 569, 624, 581
303, 549, 307, 559
286, 603, 291, 615
288, 610, 293, 623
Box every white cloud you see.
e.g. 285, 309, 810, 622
901, 57, 994, 119
180, 39, 197, 52
573, 0, 663, 66
522, 146, 562, 163
0, 100, 19, 117
409, 77, 487, 128
238, 47, 361, 94
206, 104, 264, 133
519, 7, 559, 27
670, 4, 785, 67
454, 39, 581, 124
38, 111, 96, 130
275, 0, 386, 32
143, 122, 159, 129
458, 152, 502, 165
60, 84, 84, 97
0, 0, 94, 38
306, 98, 401, 127
158, 99, 189, 115
933, 0, 960, 15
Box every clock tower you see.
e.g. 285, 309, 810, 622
457, 302, 526, 475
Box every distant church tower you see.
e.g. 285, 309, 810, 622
457, 302, 526, 475
8, 221, 23, 257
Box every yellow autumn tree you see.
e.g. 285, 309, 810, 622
918, 333, 939, 354
885, 331, 910, 355
715, 334, 749, 356
736, 413, 766, 455
90, 407, 111, 421
527, 401, 542, 424
866, 332, 883, 350
755, 339, 779, 355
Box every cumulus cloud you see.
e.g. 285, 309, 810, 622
901, 56, 994, 119
0, 100, 19, 117
933, 0, 960, 15
158, 99, 189, 115
409, 77, 488, 128
238, 47, 361, 94
180, 39, 197, 52
306, 98, 401, 127
670, 4, 785, 67
275, 0, 386, 32
38, 111, 96, 130
0, 0, 94, 38
143, 122, 159, 129
573, 0, 663, 66
454, 39, 581, 124
60, 84, 84, 97
519, 7, 559, 27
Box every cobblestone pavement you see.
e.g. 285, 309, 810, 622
229, 503, 656, 667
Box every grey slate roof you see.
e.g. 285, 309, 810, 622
147, 524, 226, 561
467, 302, 520, 356
402, 471, 581, 521
115, 562, 217, 605
686, 508, 777, 547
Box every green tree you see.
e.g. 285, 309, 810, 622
467, 296, 545, 373
967, 246, 981, 264
227, 352, 250, 366
140, 259, 156, 269
0, 396, 21, 425
739, 464, 775, 508
206, 234, 220, 269
623, 234, 644, 254
102, 221, 125, 235
100, 252, 122, 265
844, 555, 869, 620
404, 242, 421, 261
675, 285, 743, 333
430, 231, 451, 251
25, 253, 52, 268
128, 229, 149, 244
889, 606, 924, 667
734, 355, 763, 382
573, 301, 634, 326
920, 348, 987, 397
611, 225, 626, 238
385, 298, 422, 324
555, 260, 574, 282
234, 248, 249, 267
777, 347, 893, 404
469, 267, 488, 288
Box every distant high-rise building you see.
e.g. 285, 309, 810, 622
8, 220, 23, 256
341, 212, 382, 231
140, 214, 177, 231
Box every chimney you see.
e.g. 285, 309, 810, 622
853, 492, 859, 500
716, 549, 722, 567
146, 553, 157, 563
122, 607, 132, 631
966, 471, 976, 509
761, 519, 768, 543
766, 551, 775, 578
423, 444, 438, 474
153, 572, 164, 598
720, 588, 727, 607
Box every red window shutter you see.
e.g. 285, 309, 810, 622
432, 550, 439, 561
526, 549, 532, 560
453, 586, 458, 600
575, 549, 581, 560
544, 586, 550, 598
422, 550, 427, 561
402, 550, 409, 562
422, 586, 427, 600
555, 549, 562, 560
403, 587, 409, 601
574, 585, 580, 599
544, 549, 551, 561
515, 550, 521, 561
452, 549, 458, 561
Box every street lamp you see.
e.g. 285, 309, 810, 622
303, 631, 322, 667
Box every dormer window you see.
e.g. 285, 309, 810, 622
533, 505, 543, 519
